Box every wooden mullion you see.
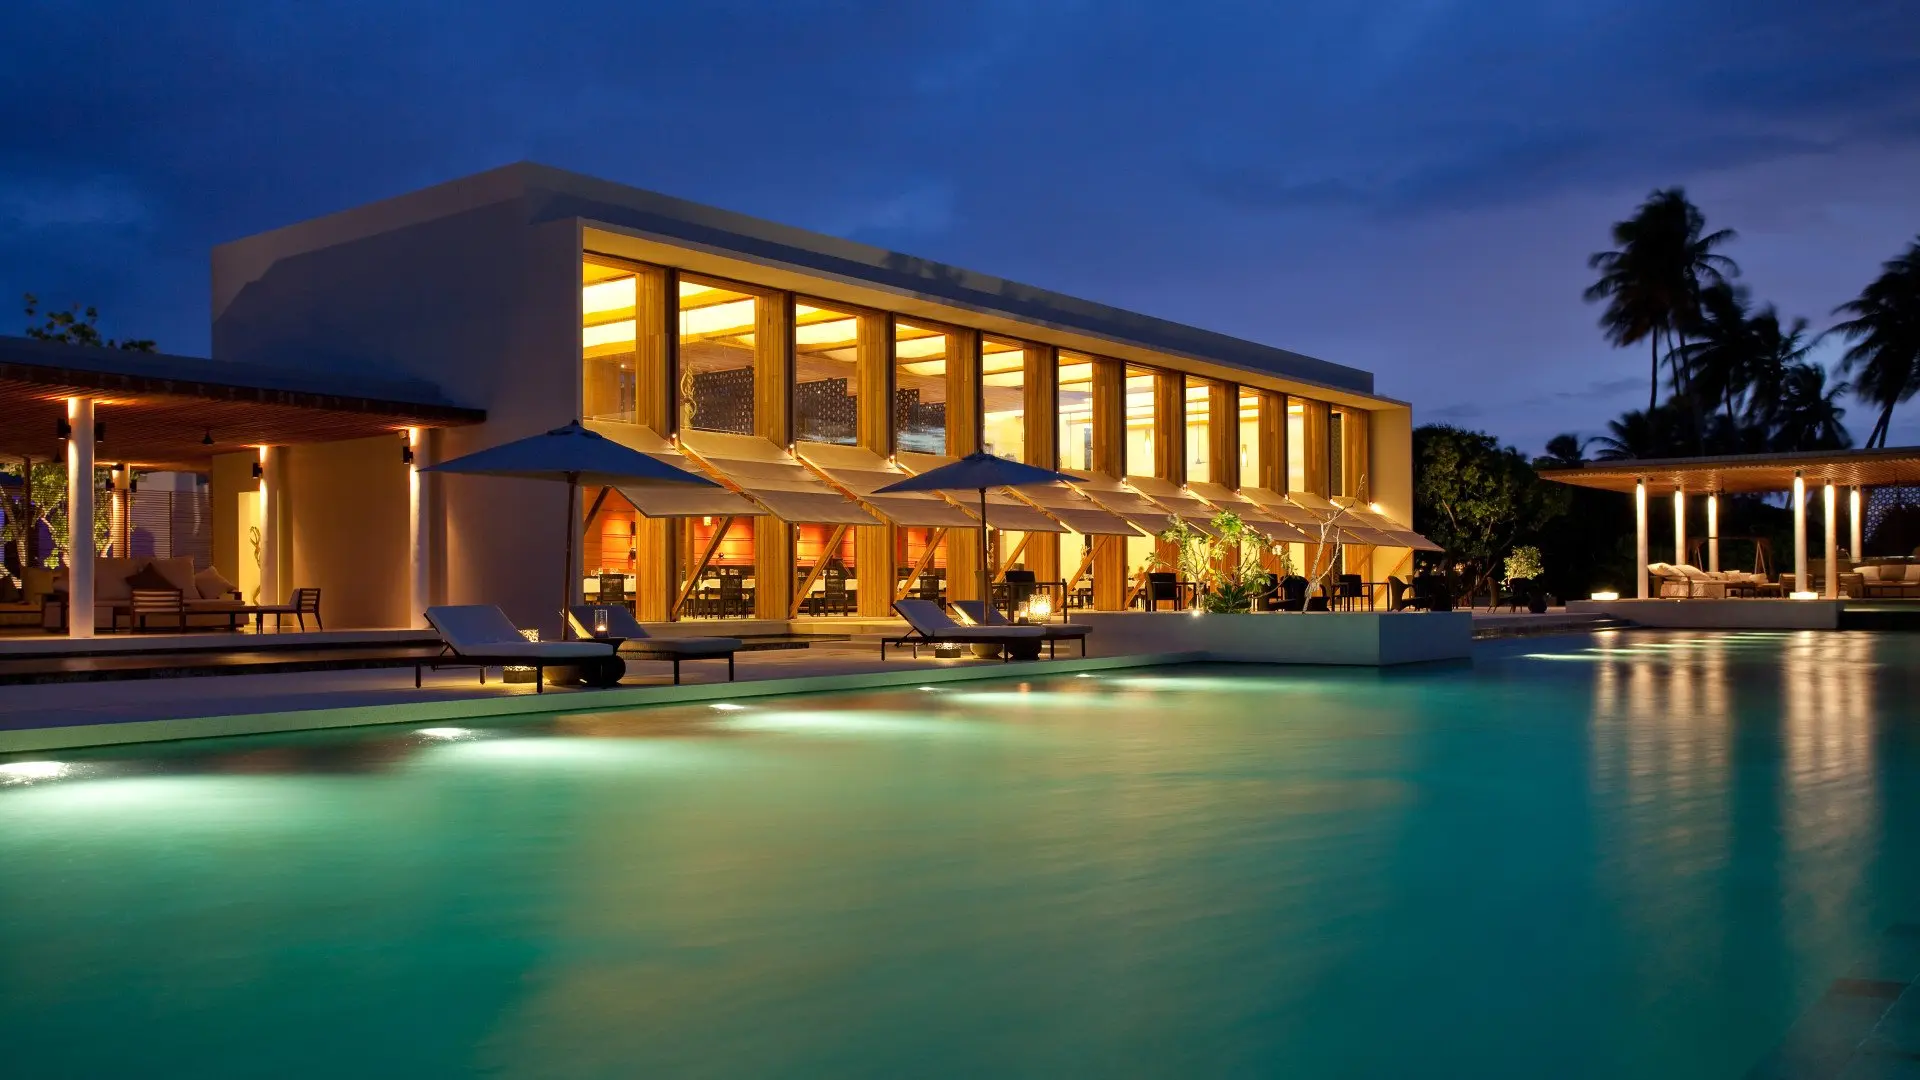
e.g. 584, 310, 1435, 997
993, 531, 1033, 583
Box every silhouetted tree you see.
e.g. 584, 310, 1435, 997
22, 293, 155, 352
1828, 236, 1920, 448
1586, 188, 1738, 417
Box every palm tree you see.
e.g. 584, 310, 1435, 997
1586, 188, 1739, 419
1537, 433, 1591, 468
1676, 282, 1755, 424
1766, 363, 1852, 451
1828, 237, 1920, 449
1740, 305, 1813, 428
1592, 406, 1697, 460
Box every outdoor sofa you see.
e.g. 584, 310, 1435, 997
883, 598, 1046, 660
1647, 562, 1773, 598
566, 604, 741, 684
420, 605, 615, 692
48, 556, 252, 631
1853, 563, 1920, 598
949, 599, 1090, 657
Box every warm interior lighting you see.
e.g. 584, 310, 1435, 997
582, 276, 636, 316
679, 297, 756, 337
583, 319, 637, 350
1790, 591, 1819, 601
894, 335, 947, 359
678, 281, 717, 300
1590, 590, 1619, 601
794, 317, 858, 346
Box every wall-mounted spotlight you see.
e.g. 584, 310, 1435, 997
56, 418, 72, 441
202, 428, 215, 446
94, 421, 105, 444
251, 461, 264, 480
401, 444, 415, 465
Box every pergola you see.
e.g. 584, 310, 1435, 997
2, 335, 484, 638
1538, 446, 1920, 600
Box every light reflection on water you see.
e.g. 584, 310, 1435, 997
1, 631, 1918, 1078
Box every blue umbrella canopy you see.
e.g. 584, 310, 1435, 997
874, 453, 1076, 614
423, 422, 717, 636
871, 452, 1071, 495
422, 422, 717, 489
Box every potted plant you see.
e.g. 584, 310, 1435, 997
1504, 545, 1548, 613
1157, 511, 1280, 613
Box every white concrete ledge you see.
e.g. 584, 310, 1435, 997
0, 651, 1202, 755
1073, 611, 1475, 665
1567, 598, 1841, 630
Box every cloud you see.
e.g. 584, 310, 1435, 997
0, 175, 148, 231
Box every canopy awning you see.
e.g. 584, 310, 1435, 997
1538, 445, 1920, 495
1334, 499, 1444, 551
1123, 476, 1228, 534
1066, 472, 1187, 535
678, 430, 879, 525
586, 421, 766, 518
1185, 481, 1312, 543
1238, 487, 1370, 545
1014, 483, 1138, 536
795, 444, 980, 528
894, 452, 1069, 533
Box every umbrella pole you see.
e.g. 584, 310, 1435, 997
562, 473, 577, 640
979, 486, 990, 616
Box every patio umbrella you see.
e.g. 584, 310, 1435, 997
423, 421, 718, 634
873, 452, 1075, 611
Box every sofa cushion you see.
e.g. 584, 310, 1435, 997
125, 564, 177, 592
94, 557, 141, 601
151, 557, 199, 595
193, 566, 236, 600
1677, 564, 1708, 580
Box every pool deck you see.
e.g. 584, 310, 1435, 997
0, 642, 1200, 754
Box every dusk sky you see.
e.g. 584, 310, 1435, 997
4, 1, 1916, 455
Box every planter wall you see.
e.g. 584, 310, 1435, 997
1071, 611, 1473, 666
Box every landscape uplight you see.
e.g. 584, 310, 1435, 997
1590, 590, 1619, 601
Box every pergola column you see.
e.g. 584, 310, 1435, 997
1792, 472, 1807, 594
1706, 493, 1720, 573
1673, 489, 1687, 567
407, 427, 430, 628
1634, 478, 1648, 599
65, 397, 95, 639
260, 445, 282, 607
1824, 482, 1839, 600
1850, 487, 1863, 557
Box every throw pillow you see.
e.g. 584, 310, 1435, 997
194, 566, 237, 600
125, 565, 177, 593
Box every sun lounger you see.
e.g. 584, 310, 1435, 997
949, 600, 1090, 658
420, 605, 614, 692
884, 598, 1045, 660
566, 604, 741, 685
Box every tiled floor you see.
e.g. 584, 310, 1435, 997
1749, 925, 1920, 1079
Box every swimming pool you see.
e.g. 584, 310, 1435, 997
2, 630, 1915, 1077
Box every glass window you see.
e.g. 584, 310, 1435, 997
1057, 352, 1095, 471
582, 261, 658, 426
795, 301, 860, 445
1329, 409, 1346, 498
982, 338, 1026, 461
1238, 388, 1261, 484
1124, 365, 1156, 478
1286, 400, 1306, 492
679, 277, 759, 435
894, 321, 949, 454
1186, 377, 1212, 480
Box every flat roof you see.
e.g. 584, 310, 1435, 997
0, 335, 485, 470
1538, 446, 1920, 495
214, 163, 1388, 404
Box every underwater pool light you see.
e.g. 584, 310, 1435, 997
710, 702, 747, 711
0, 761, 70, 784
417, 727, 471, 740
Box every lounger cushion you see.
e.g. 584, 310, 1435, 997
427, 604, 614, 658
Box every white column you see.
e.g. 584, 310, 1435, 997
259, 445, 281, 607
407, 428, 430, 629
1792, 472, 1807, 594
65, 397, 95, 639
1635, 478, 1649, 599
1850, 487, 1863, 558
1706, 494, 1720, 573
1824, 482, 1839, 599
1673, 489, 1687, 567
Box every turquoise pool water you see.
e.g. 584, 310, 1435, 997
3, 631, 1918, 1077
